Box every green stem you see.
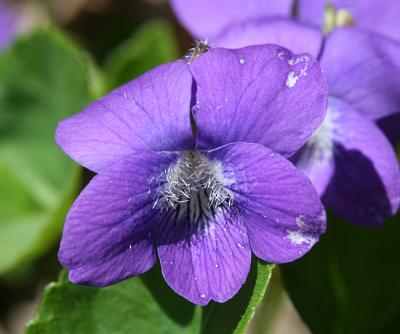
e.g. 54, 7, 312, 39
233, 261, 275, 334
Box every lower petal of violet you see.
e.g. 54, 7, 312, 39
157, 206, 251, 306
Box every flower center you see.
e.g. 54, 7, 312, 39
158, 151, 233, 224
323, 3, 354, 35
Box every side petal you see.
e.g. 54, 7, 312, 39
209, 143, 326, 264
323, 99, 400, 227
214, 17, 322, 57
191, 45, 328, 157
298, 0, 400, 40
157, 207, 251, 306
59, 151, 178, 286
171, 0, 293, 39
321, 28, 400, 120
56, 61, 194, 173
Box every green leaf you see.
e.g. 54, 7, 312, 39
27, 268, 202, 334
27, 261, 274, 333
281, 214, 400, 334
103, 20, 180, 90
0, 28, 90, 274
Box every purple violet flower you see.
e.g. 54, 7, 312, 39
205, 15, 400, 227
297, 0, 400, 40
0, 1, 16, 50
56, 45, 328, 305
294, 28, 400, 226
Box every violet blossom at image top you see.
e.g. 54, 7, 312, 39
171, 0, 400, 227
297, 0, 400, 40
0, 1, 16, 50
55, 44, 328, 305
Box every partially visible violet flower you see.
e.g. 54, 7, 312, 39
294, 28, 400, 226
209, 16, 400, 227
170, 0, 293, 40
297, 0, 400, 40
56, 45, 328, 305
213, 17, 322, 56
0, 1, 16, 50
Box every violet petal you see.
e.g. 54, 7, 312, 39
214, 17, 322, 57
321, 28, 400, 121
157, 205, 251, 306
59, 151, 179, 286
211, 142, 326, 263
56, 61, 195, 173
191, 45, 328, 157
171, 0, 293, 39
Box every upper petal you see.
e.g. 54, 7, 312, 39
298, 0, 400, 40
171, 0, 293, 39
56, 61, 194, 173
321, 28, 400, 120
59, 150, 178, 286
191, 45, 328, 157
214, 17, 322, 57
207, 142, 326, 264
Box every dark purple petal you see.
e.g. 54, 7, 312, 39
191, 45, 328, 157
171, 0, 293, 39
56, 61, 194, 173
323, 99, 400, 227
378, 113, 400, 144
298, 0, 400, 40
59, 151, 178, 286
214, 17, 322, 57
321, 28, 400, 120
157, 206, 251, 306
0, 2, 16, 49
210, 143, 326, 264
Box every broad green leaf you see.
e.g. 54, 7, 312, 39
0, 29, 89, 274
27, 261, 274, 333
27, 268, 202, 334
281, 214, 400, 334
103, 20, 180, 90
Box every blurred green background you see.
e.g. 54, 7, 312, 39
1, 1, 399, 334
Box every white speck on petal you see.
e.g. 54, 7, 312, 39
286, 71, 299, 88
285, 215, 317, 245
286, 230, 312, 245
200, 294, 206, 298
286, 55, 310, 88
239, 58, 245, 64
276, 51, 285, 59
